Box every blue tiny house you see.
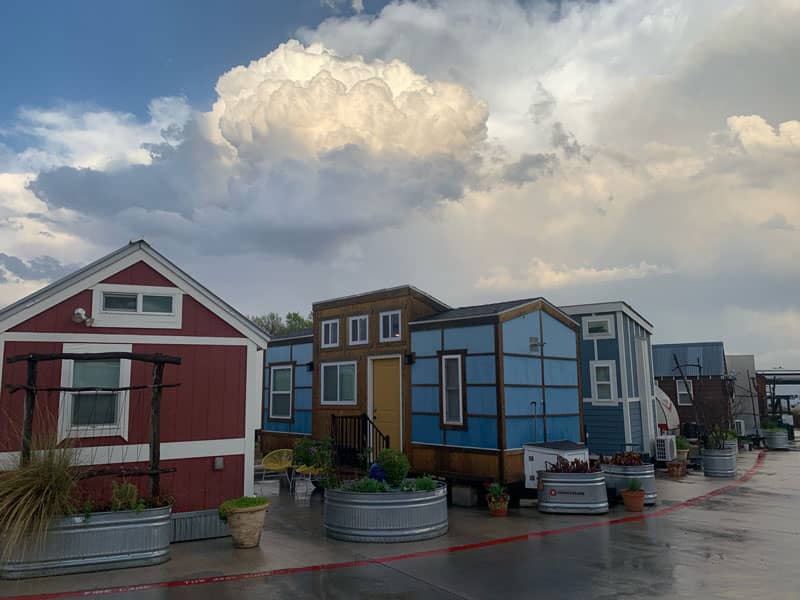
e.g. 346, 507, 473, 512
262, 329, 314, 448
560, 302, 657, 457
409, 298, 583, 484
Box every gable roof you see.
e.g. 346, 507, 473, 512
313, 285, 450, 312
559, 301, 654, 334
0, 240, 270, 347
410, 296, 577, 328
652, 341, 726, 377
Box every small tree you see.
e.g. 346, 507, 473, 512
250, 311, 312, 337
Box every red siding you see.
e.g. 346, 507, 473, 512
10, 292, 245, 338
101, 261, 174, 286
0, 341, 247, 449
75, 455, 244, 512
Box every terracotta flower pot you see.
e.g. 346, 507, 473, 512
487, 494, 509, 517
620, 489, 646, 513
227, 504, 268, 548
667, 460, 686, 479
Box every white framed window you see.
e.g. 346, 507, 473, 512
590, 360, 617, 403
441, 354, 464, 426
348, 315, 368, 346
582, 315, 615, 340
58, 343, 132, 441
269, 366, 293, 419
379, 310, 402, 342
321, 319, 340, 349
677, 379, 693, 406
320, 361, 357, 405
91, 284, 182, 329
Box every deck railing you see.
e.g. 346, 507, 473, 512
330, 413, 390, 469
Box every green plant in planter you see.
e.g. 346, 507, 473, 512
484, 482, 507, 500
706, 426, 727, 449
347, 478, 389, 493
110, 481, 146, 512
218, 496, 269, 523
376, 449, 410, 487
413, 476, 437, 492
676, 436, 690, 451
626, 478, 642, 492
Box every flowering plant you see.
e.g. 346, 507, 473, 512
484, 481, 507, 500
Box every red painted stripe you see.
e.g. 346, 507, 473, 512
3, 451, 767, 600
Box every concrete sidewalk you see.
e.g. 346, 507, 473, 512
0, 450, 763, 598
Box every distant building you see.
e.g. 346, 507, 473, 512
726, 354, 766, 435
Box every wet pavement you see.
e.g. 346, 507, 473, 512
2, 449, 798, 599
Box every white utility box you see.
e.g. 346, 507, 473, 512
523, 441, 589, 489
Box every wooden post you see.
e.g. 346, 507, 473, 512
21, 358, 37, 466
149, 362, 165, 499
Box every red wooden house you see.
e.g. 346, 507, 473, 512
0, 241, 268, 540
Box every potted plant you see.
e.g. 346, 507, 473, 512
600, 452, 657, 505
675, 436, 691, 462
702, 426, 737, 477
537, 458, 608, 514
484, 482, 509, 517
620, 479, 646, 512
218, 496, 269, 548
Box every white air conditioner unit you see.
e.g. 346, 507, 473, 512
655, 435, 677, 462
734, 420, 746, 437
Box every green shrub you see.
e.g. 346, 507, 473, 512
484, 481, 507, 500
110, 481, 145, 512
293, 438, 334, 471
676, 436, 690, 450
413, 476, 437, 492
376, 449, 409, 487
218, 496, 269, 522
626, 478, 642, 492
347, 478, 389, 493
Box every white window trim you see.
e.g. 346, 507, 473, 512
677, 379, 693, 406
582, 315, 615, 340
348, 315, 369, 346
269, 365, 293, 420
321, 319, 340, 349
590, 359, 617, 405
58, 343, 132, 442
441, 354, 464, 426
91, 284, 182, 329
320, 361, 358, 405
379, 310, 402, 343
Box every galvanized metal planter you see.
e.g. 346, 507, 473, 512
536, 471, 609, 514
170, 509, 229, 542
723, 439, 739, 455
765, 430, 790, 450
702, 448, 737, 478
601, 464, 657, 505
0, 506, 171, 579
324, 483, 448, 543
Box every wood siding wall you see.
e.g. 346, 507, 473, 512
656, 376, 731, 429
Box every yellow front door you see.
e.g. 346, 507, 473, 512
372, 357, 402, 450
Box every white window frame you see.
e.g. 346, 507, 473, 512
320, 361, 358, 405
379, 310, 402, 343
582, 315, 615, 340
677, 379, 693, 406
91, 284, 182, 329
321, 319, 340, 349
441, 354, 464, 426
590, 359, 617, 404
58, 343, 132, 441
269, 365, 293, 420
348, 315, 369, 346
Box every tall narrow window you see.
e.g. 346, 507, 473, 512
321, 362, 357, 405
379, 310, 401, 342
442, 354, 464, 426
321, 319, 339, 349
269, 366, 293, 419
677, 379, 693, 405
348, 315, 368, 345
590, 360, 616, 403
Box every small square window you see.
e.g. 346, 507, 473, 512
321, 362, 357, 405
379, 310, 401, 342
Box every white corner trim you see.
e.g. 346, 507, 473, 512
617, 312, 632, 445
58, 342, 132, 442
2, 332, 250, 346
90, 284, 183, 329
243, 343, 262, 496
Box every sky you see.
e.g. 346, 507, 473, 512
0, 0, 798, 372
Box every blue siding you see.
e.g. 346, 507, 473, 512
265, 345, 291, 363
652, 342, 725, 377
546, 416, 581, 442
543, 359, 578, 386
580, 340, 594, 397
503, 356, 542, 385
445, 417, 497, 449
505, 387, 542, 416
411, 386, 439, 413
629, 402, 642, 452
467, 386, 497, 415
412, 357, 438, 385
292, 343, 312, 364
542, 312, 577, 358
412, 329, 442, 356
444, 325, 495, 354
506, 417, 544, 448
465, 355, 496, 384
545, 387, 580, 414
294, 388, 312, 410
264, 341, 314, 434
502, 311, 541, 355
412, 414, 443, 444
583, 403, 626, 455
294, 365, 312, 388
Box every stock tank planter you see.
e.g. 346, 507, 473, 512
324, 483, 448, 543
765, 430, 790, 450
536, 471, 609, 514
703, 448, 737, 478
723, 439, 738, 455
0, 506, 171, 580
601, 464, 657, 506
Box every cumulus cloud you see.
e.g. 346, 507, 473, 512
476, 259, 673, 291
0, 253, 78, 283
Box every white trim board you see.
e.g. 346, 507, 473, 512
243, 343, 262, 496
2, 332, 251, 345
617, 312, 633, 445
561, 302, 654, 334
90, 284, 183, 329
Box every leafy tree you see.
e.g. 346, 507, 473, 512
250, 311, 312, 337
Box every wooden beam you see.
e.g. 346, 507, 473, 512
7, 352, 181, 365
80, 467, 177, 480
5, 383, 180, 395
20, 359, 37, 466
149, 362, 165, 499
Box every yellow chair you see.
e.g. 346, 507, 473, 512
296, 464, 325, 481
261, 449, 294, 485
